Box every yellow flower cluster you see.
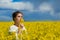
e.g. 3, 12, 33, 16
0, 21, 60, 40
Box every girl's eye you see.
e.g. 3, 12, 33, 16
18, 16, 20, 17
18, 16, 23, 17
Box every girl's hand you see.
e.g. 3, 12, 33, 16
20, 23, 24, 28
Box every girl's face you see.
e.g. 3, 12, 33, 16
14, 13, 23, 23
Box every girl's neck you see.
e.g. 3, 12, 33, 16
14, 22, 20, 27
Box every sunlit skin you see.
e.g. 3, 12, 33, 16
13, 13, 27, 35
14, 13, 23, 28
13, 13, 25, 35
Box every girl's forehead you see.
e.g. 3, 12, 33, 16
17, 13, 23, 16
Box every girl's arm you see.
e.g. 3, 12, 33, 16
20, 23, 28, 34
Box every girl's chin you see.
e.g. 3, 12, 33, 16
16, 21, 20, 23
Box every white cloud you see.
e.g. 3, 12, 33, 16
0, 0, 34, 11
39, 2, 60, 18
0, 16, 12, 21
0, 0, 12, 3
39, 2, 53, 12
39, 2, 56, 16
54, 12, 60, 18
0, 10, 10, 14
57, 13, 60, 17
50, 10, 55, 16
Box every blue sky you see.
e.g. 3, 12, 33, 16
0, 0, 60, 21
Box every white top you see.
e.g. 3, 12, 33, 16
9, 25, 26, 33
9, 25, 27, 40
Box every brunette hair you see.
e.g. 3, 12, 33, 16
12, 11, 23, 21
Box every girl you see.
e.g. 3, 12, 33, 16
9, 11, 27, 40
